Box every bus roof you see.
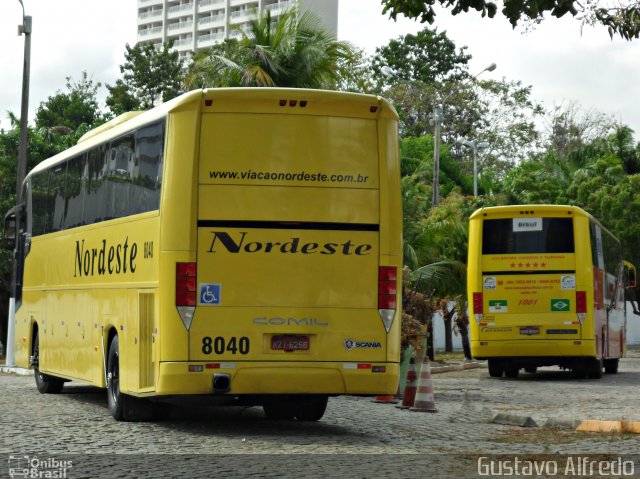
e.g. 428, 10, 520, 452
26, 88, 397, 181
469, 204, 591, 221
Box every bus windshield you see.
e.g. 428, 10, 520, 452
482, 218, 574, 255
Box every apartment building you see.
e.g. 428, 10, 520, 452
137, 0, 339, 57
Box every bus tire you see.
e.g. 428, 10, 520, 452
107, 336, 154, 422
33, 332, 64, 394
504, 366, 519, 378
107, 336, 125, 420
488, 359, 503, 378
295, 396, 328, 422
587, 358, 603, 379
604, 359, 619, 374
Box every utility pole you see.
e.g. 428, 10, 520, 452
7, 0, 32, 367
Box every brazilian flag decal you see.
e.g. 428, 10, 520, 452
551, 299, 570, 312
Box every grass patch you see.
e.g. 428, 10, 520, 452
434, 350, 467, 362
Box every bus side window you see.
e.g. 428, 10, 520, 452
132, 121, 164, 214
84, 145, 107, 225
106, 134, 134, 219
49, 163, 68, 233
63, 155, 86, 230
31, 171, 50, 236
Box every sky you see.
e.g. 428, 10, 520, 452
1, 0, 639, 137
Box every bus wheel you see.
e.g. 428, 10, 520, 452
586, 358, 603, 379
488, 359, 504, 378
107, 336, 153, 421
33, 332, 64, 394
107, 336, 125, 420
604, 359, 619, 374
504, 366, 519, 378
295, 396, 328, 422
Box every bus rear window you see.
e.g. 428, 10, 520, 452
482, 218, 574, 254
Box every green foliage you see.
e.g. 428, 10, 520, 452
379, 0, 640, 40
106, 42, 184, 113
105, 79, 140, 116
185, 9, 355, 89
371, 27, 471, 89
34, 72, 106, 130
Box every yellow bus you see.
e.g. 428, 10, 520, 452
3, 88, 402, 421
467, 205, 636, 379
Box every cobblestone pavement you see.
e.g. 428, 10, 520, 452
1, 351, 640, 478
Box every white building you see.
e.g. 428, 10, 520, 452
136, 0, 339, 57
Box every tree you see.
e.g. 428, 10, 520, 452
106, 41, 184, 113
185, 9, 355, 89
34, 72, 106, 131
105, 79, 140, 116
545, 102, 616, 158
380, 0, 640, 40
371, 27, 471, 90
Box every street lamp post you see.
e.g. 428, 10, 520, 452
16, 1, 32, 202
431, 62, 496, 206
460, 139, 490, 196
6, 0, 32, 367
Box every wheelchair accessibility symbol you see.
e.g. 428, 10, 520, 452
199, 283, 221, 305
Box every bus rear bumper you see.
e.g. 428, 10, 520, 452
155, 361, 399, 396
472, 339, 596, 359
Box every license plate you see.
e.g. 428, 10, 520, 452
520, 327, 540, 335
271, 335, 309, 351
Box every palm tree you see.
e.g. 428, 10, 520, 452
185, 8, 355, 89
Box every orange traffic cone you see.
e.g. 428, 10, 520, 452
373, 394, 399, 404
410, 354, 438, 413
397, 357, 418, 409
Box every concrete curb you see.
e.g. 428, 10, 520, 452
431, 361, 484, 374
543, 418, 582, 429
0, 366, 31, 376
576, 420, 640, 433
492, 412, 538, 428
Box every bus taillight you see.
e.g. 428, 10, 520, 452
473, 292, 483, 325
576, 290, 587, 324
176, 262, 197, 331
378, 266, 397, 333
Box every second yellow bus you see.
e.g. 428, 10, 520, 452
467, 205, 635, 379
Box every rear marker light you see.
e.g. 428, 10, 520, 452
206, 363, 236, 369
300, 100, 307, 107
473, 292, 484, 325
378, 266, 397, 333
576, 291, 587, 324
372, 366, 386, 373
205, 99, 213, 106
289, 100, 297, 106
176, 262, 197, 331
370, 106, 378, 113
279, 99, 286, 106
189, 365, 204, 373
357, 363, 372, 369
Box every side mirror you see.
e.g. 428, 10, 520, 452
3, 207, 17, 251
624, 261, 637, 289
